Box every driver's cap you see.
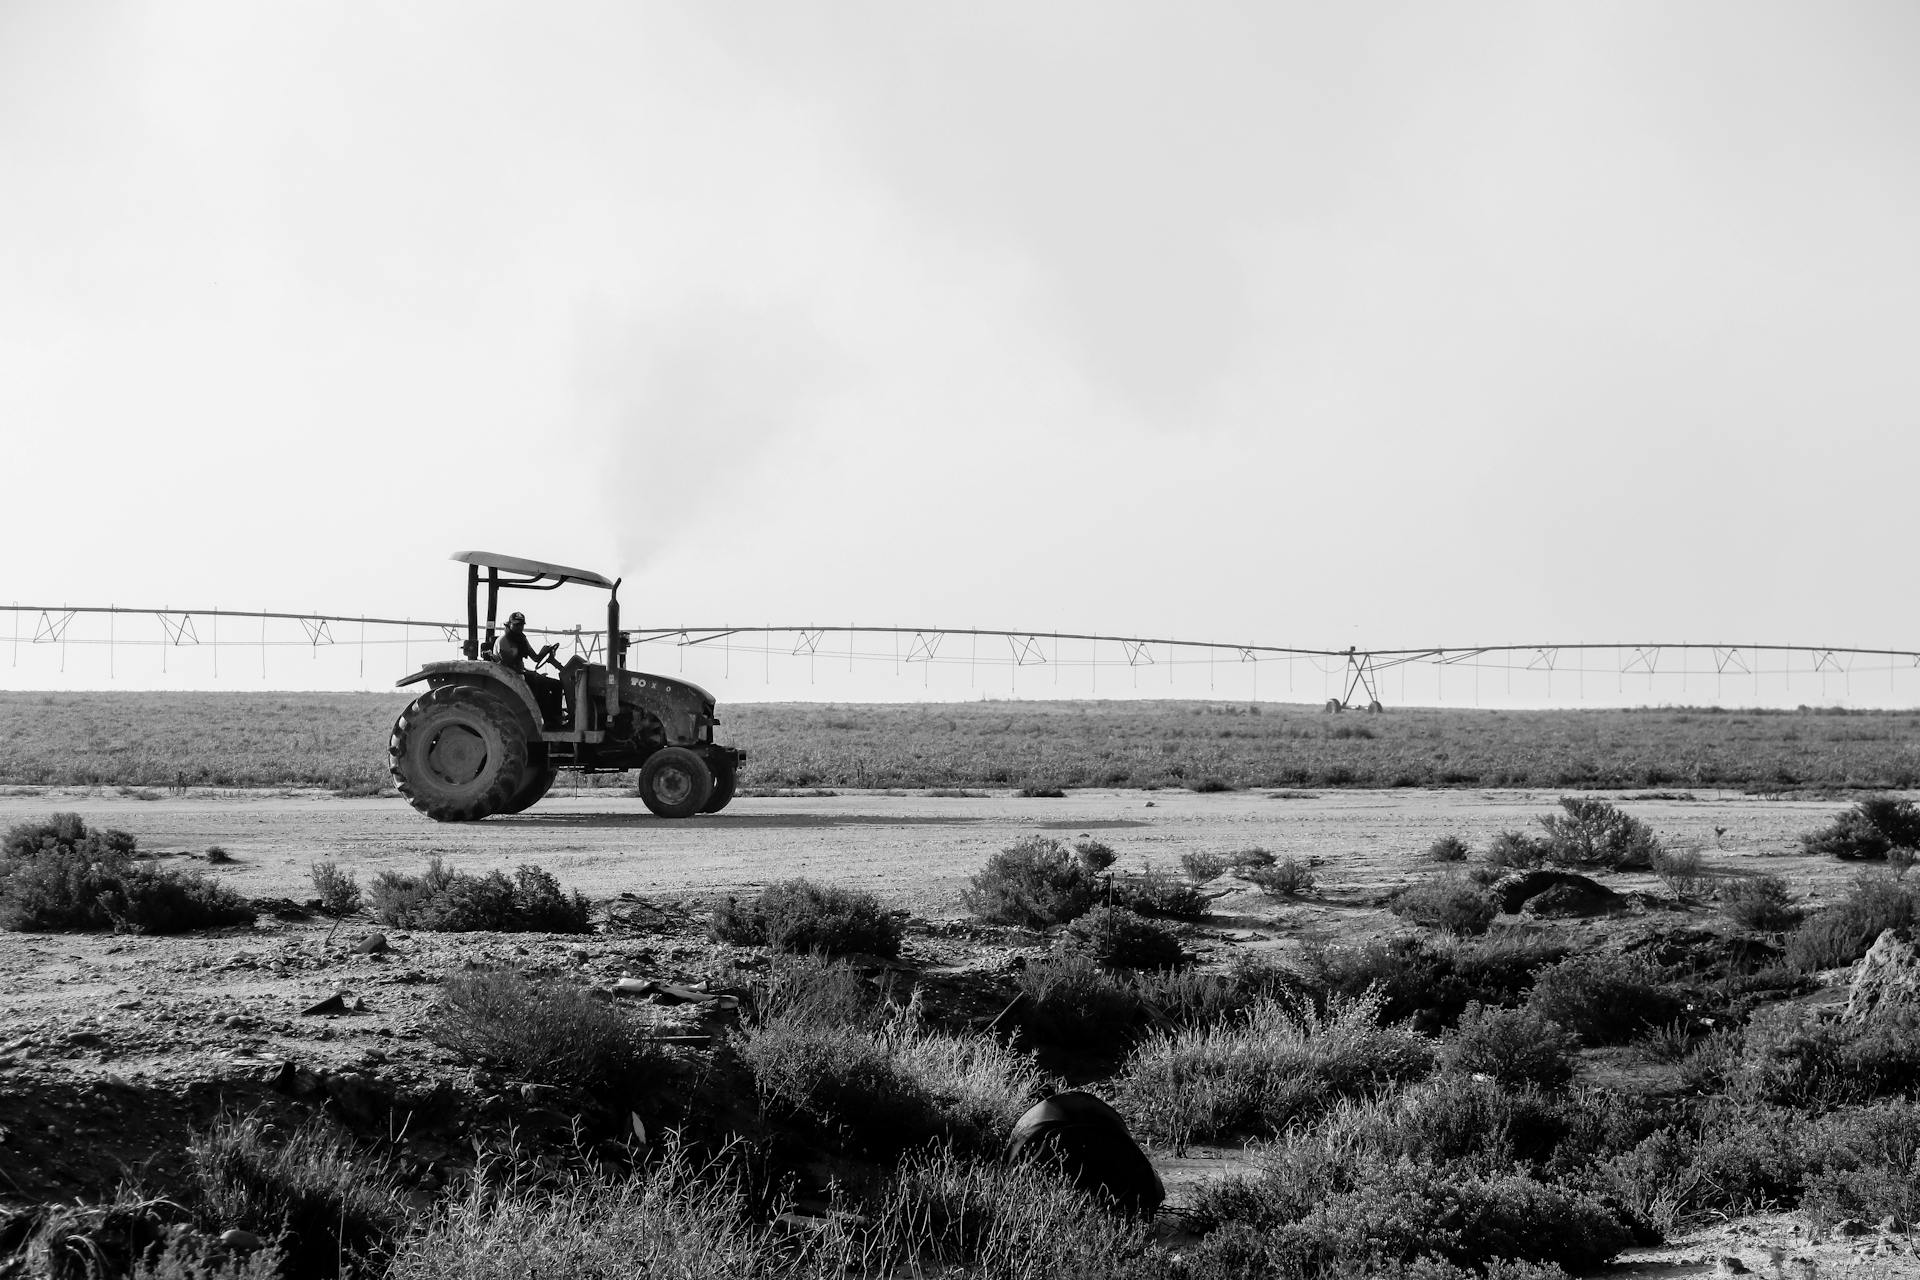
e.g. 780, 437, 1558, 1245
507, 611, 526, 627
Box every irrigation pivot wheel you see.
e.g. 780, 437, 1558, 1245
639, 746, 714, 819
390, 684, 530, 822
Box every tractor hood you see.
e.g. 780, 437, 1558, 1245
621, 667, 718, 711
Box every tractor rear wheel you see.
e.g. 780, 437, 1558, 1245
500, 762, 559, 815
638, 747, 713, 819
390, 684, 530, 822
701, 758, 737, 814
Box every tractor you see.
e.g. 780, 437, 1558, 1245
388, 551, 743, 821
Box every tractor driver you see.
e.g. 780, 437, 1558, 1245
495, 612, 564, 725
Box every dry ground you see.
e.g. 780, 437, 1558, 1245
0, 784, 1867, 911
1, 785, 1914, 1277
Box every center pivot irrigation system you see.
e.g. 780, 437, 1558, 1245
6, 602, 1919, 709
9, 541, 1920, 710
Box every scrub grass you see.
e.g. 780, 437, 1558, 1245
431, 969, 662, 1096
1114, 989, 1434, 1148
185, 1116, 405, 1280
737, 1015, 1039, 1158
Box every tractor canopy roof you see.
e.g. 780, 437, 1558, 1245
450, 550, 615, 590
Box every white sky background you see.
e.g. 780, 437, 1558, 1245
2, 3, 1917, 705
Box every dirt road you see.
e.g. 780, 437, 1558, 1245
0, 785, 1862, 916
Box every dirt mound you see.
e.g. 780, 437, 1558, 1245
1490, 869, 1625, 917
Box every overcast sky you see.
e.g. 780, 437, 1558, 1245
3, 3, 1917, 703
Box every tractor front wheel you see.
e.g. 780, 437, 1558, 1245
638, 747, 713, 819
701, 758, 738, 814
390, 684, 530, 822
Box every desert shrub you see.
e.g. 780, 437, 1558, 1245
1447, 933, 1573, 1006
1, 812, 137, 860
1535, 797, 1662, 870
1797, 1101, 1920, 1230
1600, 1104, 1803, 1230
1069, 834, 1118, 872
1801, 796, 1920, 863
1484, 829, 1547, 870
367, 857, 589, 933
0, 814, 254, 934
1115, 989, 1433, 1147
1289, 933, 1565, 1034
1016, 785, 1066, 798
1846, 796, 1918, 851
363, 856, 453, 924
1062, 905, 1187, 970
1391, 877, 1497, 935
448, 865, 589, 933
1634, 1017, 1698, 1064
1373, 1074, 1579, 1169
1719, 874, 1801, 931
709, 878, 901, 958
1181, 850, 1231, 882
1802, 807, 1893, 862
309, 861, 361, 918
1675, 1024, 1747, 1094
1425, 835, 1470, 863
1110, 865, 1208, 918
1784, 872, 1918, 970
739, 1015, 1038, 1157
1012, 952, 1147, 1051
1602, 1099, 1920, 1233
1245, 857, 1316, 898
1, 855, 257, 934
1227, 846, 1278, 870
960, 836, 1097, 927
1440, 1003, 1578, 1091
408, 869, 522, 931
1648, 843, 1706, 897
1526, 954, 1684, 1045
187, 1115, 404, 1280
1225, 949, 1315, 1004
1192, 1147, 1629, 1276
1744, 1014, 1920, 1106
431, 968, 659, 1095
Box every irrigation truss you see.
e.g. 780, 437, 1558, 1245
4, 604, 1918, 708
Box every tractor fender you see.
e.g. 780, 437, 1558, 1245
398, 660, 544, 736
